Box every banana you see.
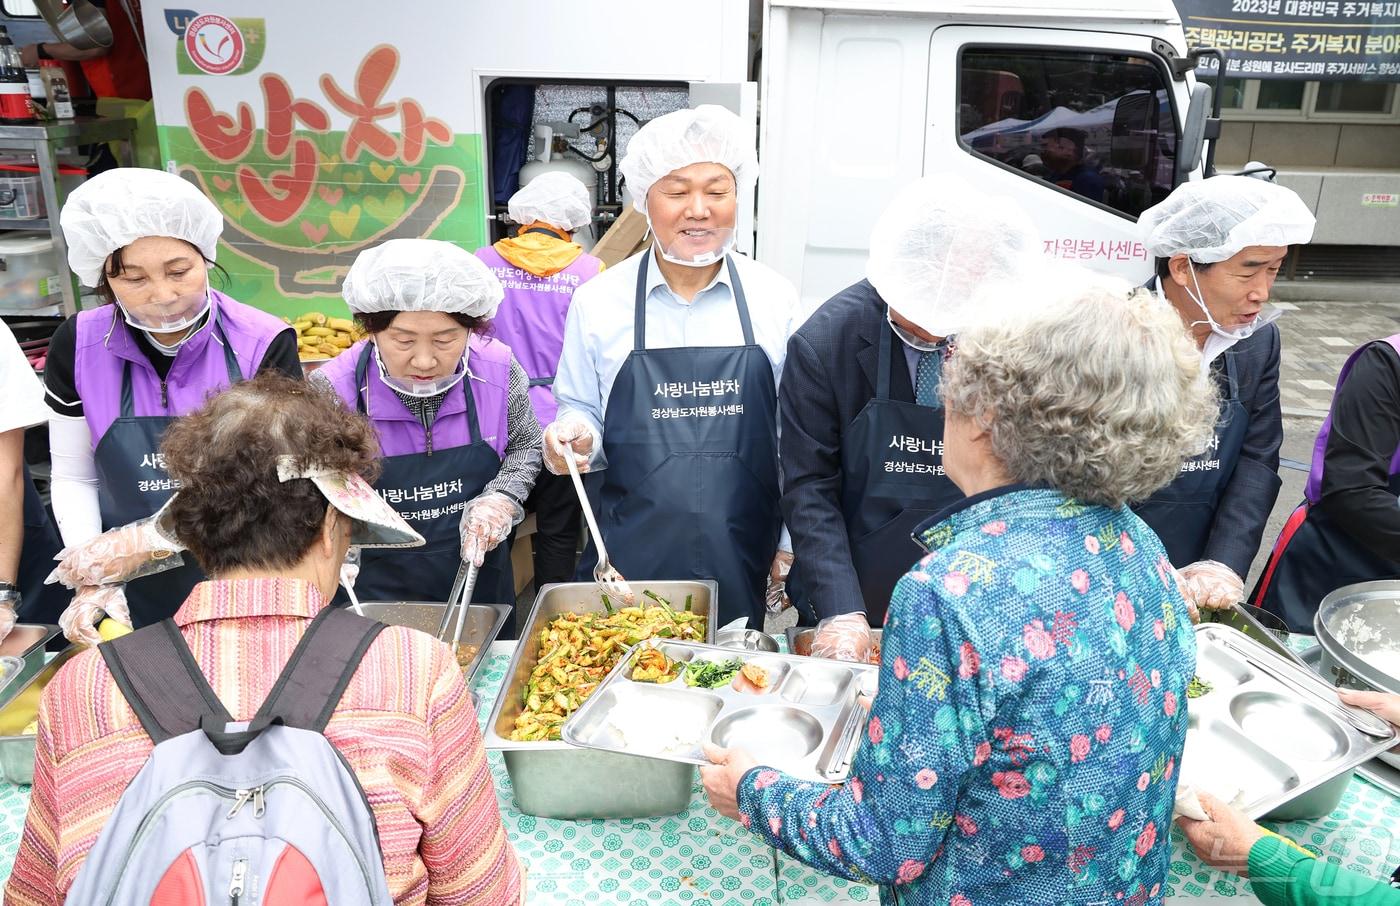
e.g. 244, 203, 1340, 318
300, 311, 328, 326
292, 320, 313, 334
327, 317, 356, 333
329, 334, 352, 348
305, 326, 334, 338
98, 618, 132, 641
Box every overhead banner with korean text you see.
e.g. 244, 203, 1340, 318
143, 5, 487, 319
1178, 0, 1400, 80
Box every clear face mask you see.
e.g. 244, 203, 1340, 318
649, 219, 736, 268
1184, 259, 1274, 343
118, 284, 212, 337
373, 342, 468, 398
886, 309, 940, 353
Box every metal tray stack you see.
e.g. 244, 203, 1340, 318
357, 602, 511, 688
562, 639, 876, 784
483, 580, 717, 819
1183, 624, 1398, 821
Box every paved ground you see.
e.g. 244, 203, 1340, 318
1275, 298, 1400, 417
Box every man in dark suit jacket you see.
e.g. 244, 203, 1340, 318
778, 178, 1041, 659
1136, 175, 1316, 614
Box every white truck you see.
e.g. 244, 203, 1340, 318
756, 0, 1216, 308
118, 0, 1218, 315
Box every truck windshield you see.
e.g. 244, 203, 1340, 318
959, 48, 1179, 219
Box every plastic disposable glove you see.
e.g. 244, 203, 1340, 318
764, 550, 794, 614
810, 612, 873, 663
1338, 689, 1400, 754
60, 585, 131, 647
542, 416, 595, 476
460, 492, 525, 568
0, 599, 16, 645
1177, 560, 1244, 613
340, 548, 361, 590
47, 516, 184, 589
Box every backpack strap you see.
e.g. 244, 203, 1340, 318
100, 620, 233, 744
101, 607, 385, 745
254, 606, 385, 733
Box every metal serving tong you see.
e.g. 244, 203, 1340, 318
561, 440, 635, 605
435, 560, 480, 646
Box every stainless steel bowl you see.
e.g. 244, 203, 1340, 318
1314, 580, 1400, 694
715, 627, 779, 652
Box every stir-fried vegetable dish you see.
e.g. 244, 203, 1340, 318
631, 647, 681, 683
509, 594, 705, 741
1187, 675, 1214, 699
683, 658, 744, 689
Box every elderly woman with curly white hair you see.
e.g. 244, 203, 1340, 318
703, 269, 1219, 906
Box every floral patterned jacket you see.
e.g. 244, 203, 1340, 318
737, 485, 1196, 905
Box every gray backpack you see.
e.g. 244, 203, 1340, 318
65, 608, 395, 906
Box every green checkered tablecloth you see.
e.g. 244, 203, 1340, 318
0, 641, 1393, 904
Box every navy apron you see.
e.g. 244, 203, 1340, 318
579, 254, 781, 628
93, 330, 243, 628
1132, 349, 1247, 568
1252, 474, 1400, 632
351, 344, 515, 626
838, 322, 960, 624
16, 463, 65, 624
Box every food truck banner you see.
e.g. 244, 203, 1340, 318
143, 4, 486, 319
1178, 0, 1400, 81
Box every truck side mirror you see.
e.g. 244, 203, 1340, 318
1110, 91, 1156, 171
1177, 82, 1214, 183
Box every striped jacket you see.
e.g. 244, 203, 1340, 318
4, 578, 524, 905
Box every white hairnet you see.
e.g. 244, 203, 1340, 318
619, 105, 757, 216
509, 172, 594, 232
1140, 175, 1315, 263
865, 176, 1042, 337
60, 168, 223, 288
343, 239, 503, 319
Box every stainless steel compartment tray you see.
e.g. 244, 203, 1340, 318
482, 580, 717, 819
562, 639, 877, 784
358, 601, 510, 687
1182, 624, 1399, 821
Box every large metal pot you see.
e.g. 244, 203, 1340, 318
1314, 580, 1400, 769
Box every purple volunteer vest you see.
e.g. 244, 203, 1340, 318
474, 244, 602, 426
74, 289, 288, 446
1304, 334, 1400, 505
316, 334, 511, 460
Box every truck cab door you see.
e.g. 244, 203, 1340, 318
929, 26, 1191, 282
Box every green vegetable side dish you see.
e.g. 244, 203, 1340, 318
1187, 675, 1214, 699
683, 658, 744, 689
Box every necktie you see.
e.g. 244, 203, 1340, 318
915, 347, 943, 407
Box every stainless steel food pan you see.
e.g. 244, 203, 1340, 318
357, 602, 511, 687
483, 580, 716, 818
